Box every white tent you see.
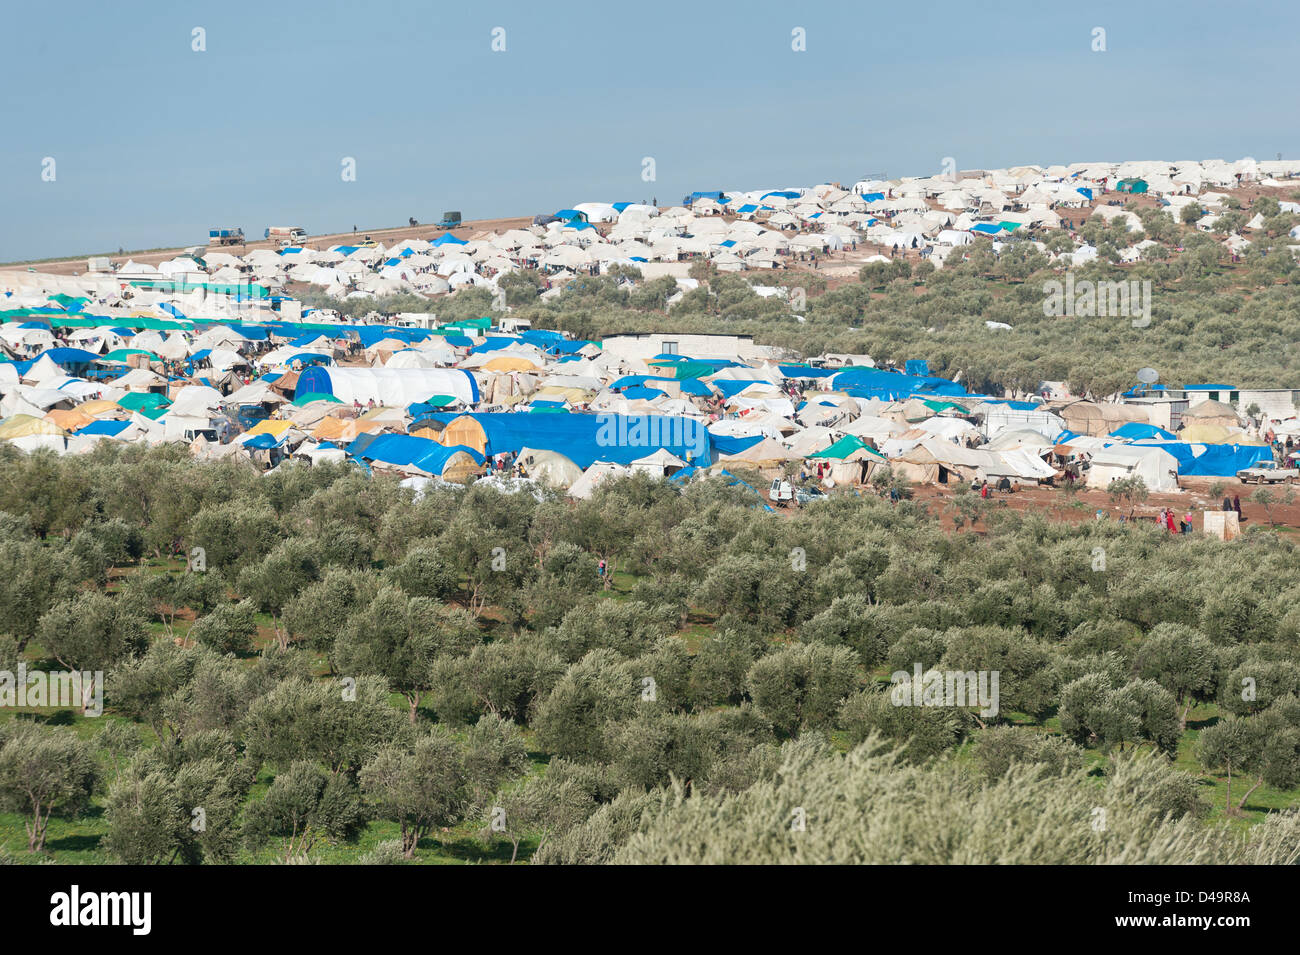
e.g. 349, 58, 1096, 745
300, 367, 479, 406
568, 462, 627, 499
1085, 445, 1179, 492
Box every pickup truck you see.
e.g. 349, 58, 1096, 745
438, 211, 462, 229
1236, 461, 1299, 484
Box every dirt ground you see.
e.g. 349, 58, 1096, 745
901, 477, 1300, 536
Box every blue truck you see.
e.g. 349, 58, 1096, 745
208, 228, 244, 246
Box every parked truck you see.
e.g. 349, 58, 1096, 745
208, 228, 245, 246
264, 226, 308, 247
438, 211, 462, 229
1236, 461, 1299, 484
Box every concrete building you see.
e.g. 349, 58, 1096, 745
599, 332, 780, 362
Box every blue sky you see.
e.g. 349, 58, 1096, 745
2, 0, 1297, 261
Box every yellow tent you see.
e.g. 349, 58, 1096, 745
311, 416, 388, 443
483, 356, 539, 372
45, 408, 98, 432
76, 399, 122, 417
245, 419, 296, 439
1179, 423, 1263, 445
437, 415, 489, 454
0, 414, 66, 439
535, 386, 594, 404
441, 450, 486, 483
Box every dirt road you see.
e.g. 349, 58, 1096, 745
9, 215, 536, 277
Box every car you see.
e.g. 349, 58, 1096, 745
795, 486, 829, 505
1236, 461, 1299, 484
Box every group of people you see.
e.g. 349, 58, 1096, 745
1156, 507, 1196, 534
484, 450, 527, 478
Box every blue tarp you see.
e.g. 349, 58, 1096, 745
219, 324, 271, 341
548, 339, 592, 355
621, 386, 663, 400
779, 364, 839, 379
709, 434, 765, 457
831, 366, 967, 402
712, 379, 773, 398
1133, 442, 1272, 476
904, 359, 930, 378
76, 420, 130, 437
427, 412, 713, 468
470, 337, 523, 353
1110, 422, 1175, 441
34, 347, 102, 366
345, 433, 485, 474
981, 398, 1041, 410
432, 232, 468, 246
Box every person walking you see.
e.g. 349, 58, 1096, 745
1232, 494, 1242, 518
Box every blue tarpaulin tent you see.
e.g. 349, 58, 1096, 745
35, 347, 102, 367
1111, 422, 1175, 441
779, 364, 839, 379
831, 366, 967, 401
428, 412, 713, 468
1133, 442, 1272, 476
76, 420, 130, 437
345, 433, 485, 474
470, 337, 523, 353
